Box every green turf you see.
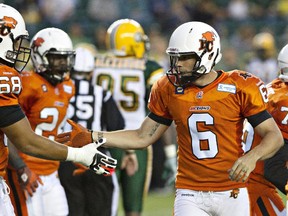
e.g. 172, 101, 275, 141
117, 188, 175, 216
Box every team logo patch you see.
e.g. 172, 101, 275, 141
239, 72, 252, 79
196, 91, 203, 99
230, 188, 240, 199
175, 86, 184, 94
217, 83, 236, 94
63, 85, 73, 94
41, 84, 47, 92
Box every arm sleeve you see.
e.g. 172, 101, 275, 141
0, 105, 25, 127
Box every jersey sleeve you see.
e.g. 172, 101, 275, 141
0, 66, 25, 127
148, 76, 173, 120
236, 71, 268, 117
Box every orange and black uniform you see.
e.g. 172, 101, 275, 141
148, 70, 270, 192
243, 122, 285, 215
265, 78, 288, 194
4, 70, 74, 216
0, 65, 25, 177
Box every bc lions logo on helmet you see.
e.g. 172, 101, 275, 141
199, 31, 215, 52
31, 37, 44, 52
0, 16, 18, 36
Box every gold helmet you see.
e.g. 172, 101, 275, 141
252, 32, 276, 59
105, 19, 150, 58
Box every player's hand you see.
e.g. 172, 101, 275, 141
68, 138, 117, 176
16, 166, 43, 199
121, 151, 138, 176
89, 140, 117, 176
55, 119, 93, 147
228, 153, 257, 182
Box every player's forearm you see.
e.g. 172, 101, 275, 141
92, 116, 168, 150
20, 134, 68, 161
249, 130, 283, 161
94, 129, 153, 149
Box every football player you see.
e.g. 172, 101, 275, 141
264, 43, 288, 195
57, 21, 284, 216
5, 27, 77, 216
0, 4, 116, 216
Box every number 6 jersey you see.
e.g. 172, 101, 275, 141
148, 70, 269, 191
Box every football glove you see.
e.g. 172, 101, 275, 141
16, 166, 43, 199
66, 138, 117, 176
56, 119, 93, 147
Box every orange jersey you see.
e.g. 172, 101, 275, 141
148, 70, 268, 191
267, 78, 288, 139
242, 121, 285, 214
18, 71, 75, 175
0, 65, 25, 177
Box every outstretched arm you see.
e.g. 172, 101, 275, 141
2, 117, 116, 175
95, 116, 169, 149
2, 117, 68, 160
56, 116, 169, 150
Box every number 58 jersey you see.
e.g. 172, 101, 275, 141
148, 70, 269, 191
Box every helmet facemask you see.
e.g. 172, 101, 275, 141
40, 51, 75, 86
166, 53, 207, 87
9, 35, 31, 72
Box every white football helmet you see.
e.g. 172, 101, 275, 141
30, 27, 75, 85
278, 44, 288, 82
166, 21, 222, 87
0, 4, 31, 72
